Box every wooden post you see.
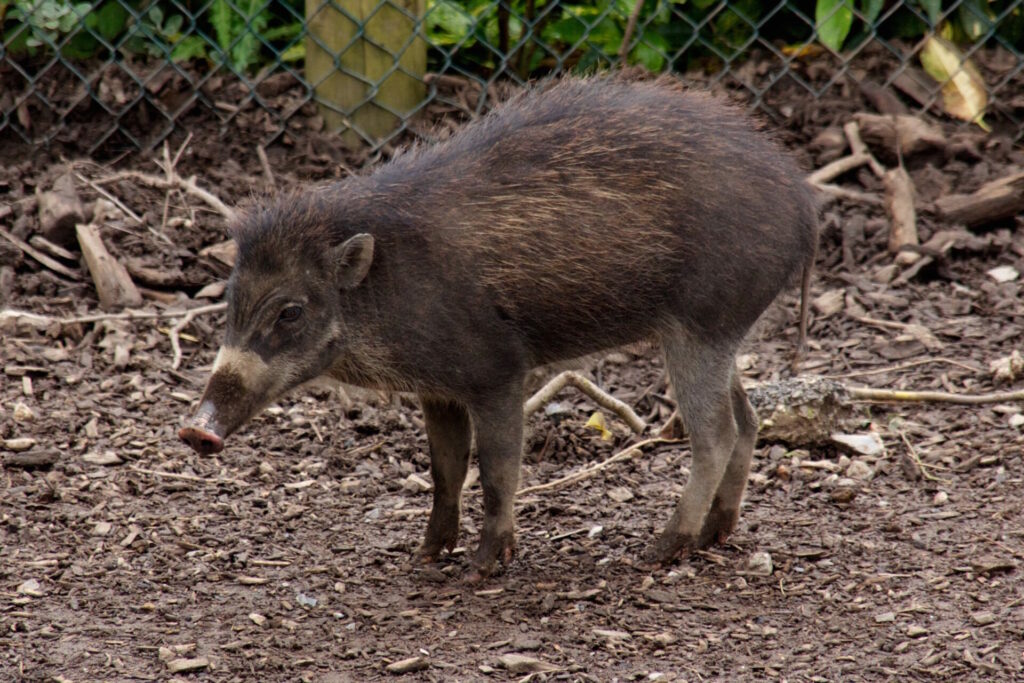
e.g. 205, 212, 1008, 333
305, 0, 426, 147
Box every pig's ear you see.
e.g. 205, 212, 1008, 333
332, 233, 374, 290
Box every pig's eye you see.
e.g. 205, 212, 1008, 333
277, 305, 303, 325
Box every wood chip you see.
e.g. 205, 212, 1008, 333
498, 653, 559, 673
385, 656, 429, 674
3, 449, 59, 469
166, 657, 209, 673
38, 172, 85, 245
82, 450, 124, 466
935, 170, 1024, 227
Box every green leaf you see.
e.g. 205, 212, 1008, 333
859, 0, 883, 27
279, 42, 304, 62
957, 0, 992, 41
425, 0, 474, 46
631, 30, 669, 71
85, 1, 128, 43
210, 0, 233, 53
917, 0, 941, 27
816, 0, 853, 51
171, 35, 210, 62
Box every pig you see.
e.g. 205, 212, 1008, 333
179, 76, 818, 579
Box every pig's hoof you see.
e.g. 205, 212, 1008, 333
697, 506, 739, 549
414, 537, 457, 565
644, 530, 696, 568
467, 533, 516, 582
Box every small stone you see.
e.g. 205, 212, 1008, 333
746, 551, 773, 576
644, 632, 677, 646
587, 525, 603, 539
385, 656, 428, 674
830, 486, 857, 503
157, 646, 174, 661
511, 636, 542, 651
970, 611, 996, 626
166, 657, 209, 673
987, 265, 1019, 283
1009, 414, 1024, 428
543, 401, 573, 418
845, 460, 874, 480
906, 625, 928, 637
932, 491, 949, 506
648, 674, 668, 682
872, 264, 899, 283
607, 486, 634, 503
831, 433, 885, 457
93, 521, 112, 536
17, 579, 44, 597
3, 437, 36, 452
13, 403, 35, 422
875, 611, 896, 623
82, 450, 123, 466
478, 665, 495, 674
248, 613, 266, 626
296, 592, 317, 608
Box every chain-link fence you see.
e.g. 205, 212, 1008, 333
2, 0, 1022, 154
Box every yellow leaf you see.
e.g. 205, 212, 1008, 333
781, 43, 824, 59
919, 34, 990, 131
585, 411, 614, 442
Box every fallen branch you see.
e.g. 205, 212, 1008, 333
1, 302, 226, 330
129, 466, 249, 487
826, 357, 983, 379
524, 370, 646, 434
895, 428, 950, 483
934, 170, 1024, 228
849, 386, 1024, 405
167, 305, 225, 370
0, 225, 82, 280
806, 152, 872, 185
517, 437, 677, 496
812, 182, 885, 206
842, 121, 886, 178
73, 171, 143, 224
97, 170, 236, 221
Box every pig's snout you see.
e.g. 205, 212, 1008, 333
179, 401, 225, 455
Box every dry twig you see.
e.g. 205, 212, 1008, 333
826, 357, 983, 379
130, 466, 249, 487
894, 428, 950, 483
97, 170, 236, 221
167, 304, 227, 369
812, 182, 885, 206
850, 386, 1024, 405
518, 437, 677, 496
842, 121, 886, 178
524, 370, 647, 433
2, 302, 226, 329
806, 152, 872, 185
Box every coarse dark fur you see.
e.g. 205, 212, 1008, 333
183, 76, 819, 578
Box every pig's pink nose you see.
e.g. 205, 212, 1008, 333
179, 425, 224, 455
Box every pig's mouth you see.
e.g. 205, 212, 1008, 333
179, 400, 226, 455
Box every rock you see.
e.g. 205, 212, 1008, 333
746, 552, 773, 576
93, 521, 112, 536
385, 656, 428, 674
933, 490, 949, 506
831, 433, 885, 457
248, 613, 266, 626
3, 437, 36, 451
749, 377, 852, 446
987, 265, 1019, 283
970, 611, 996, 626
166, 657, 209, 673
906, 625, 928, 638
875, 611, 896, 623
990, 351, 1023, 384
13, 402, 35, 422
845, 459, 874, 480
17, 579, 44, 597
1009, 414, 1024, 429
607, 486, 634, 503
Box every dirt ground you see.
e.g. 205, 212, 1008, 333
2, 49, 1024, 682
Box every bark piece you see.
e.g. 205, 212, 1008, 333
38, 173, 85, 246
76, 223, 143, 310
853, 113, 945, 158
884, 166, 919, 264
934, 171, 1024, 228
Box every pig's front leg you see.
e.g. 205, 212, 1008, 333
467, 381, 525, 581
416, 397, 472, 564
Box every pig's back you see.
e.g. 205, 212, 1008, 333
371, 77, 817, 363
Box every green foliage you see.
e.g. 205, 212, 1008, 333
0, 0, 1022, 77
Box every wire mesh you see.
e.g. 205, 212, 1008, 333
1, 0, 1022, 155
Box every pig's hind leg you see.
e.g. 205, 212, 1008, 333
416, 397, 472, 564
648, 331, 740, 565
697, 373, 757, 548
